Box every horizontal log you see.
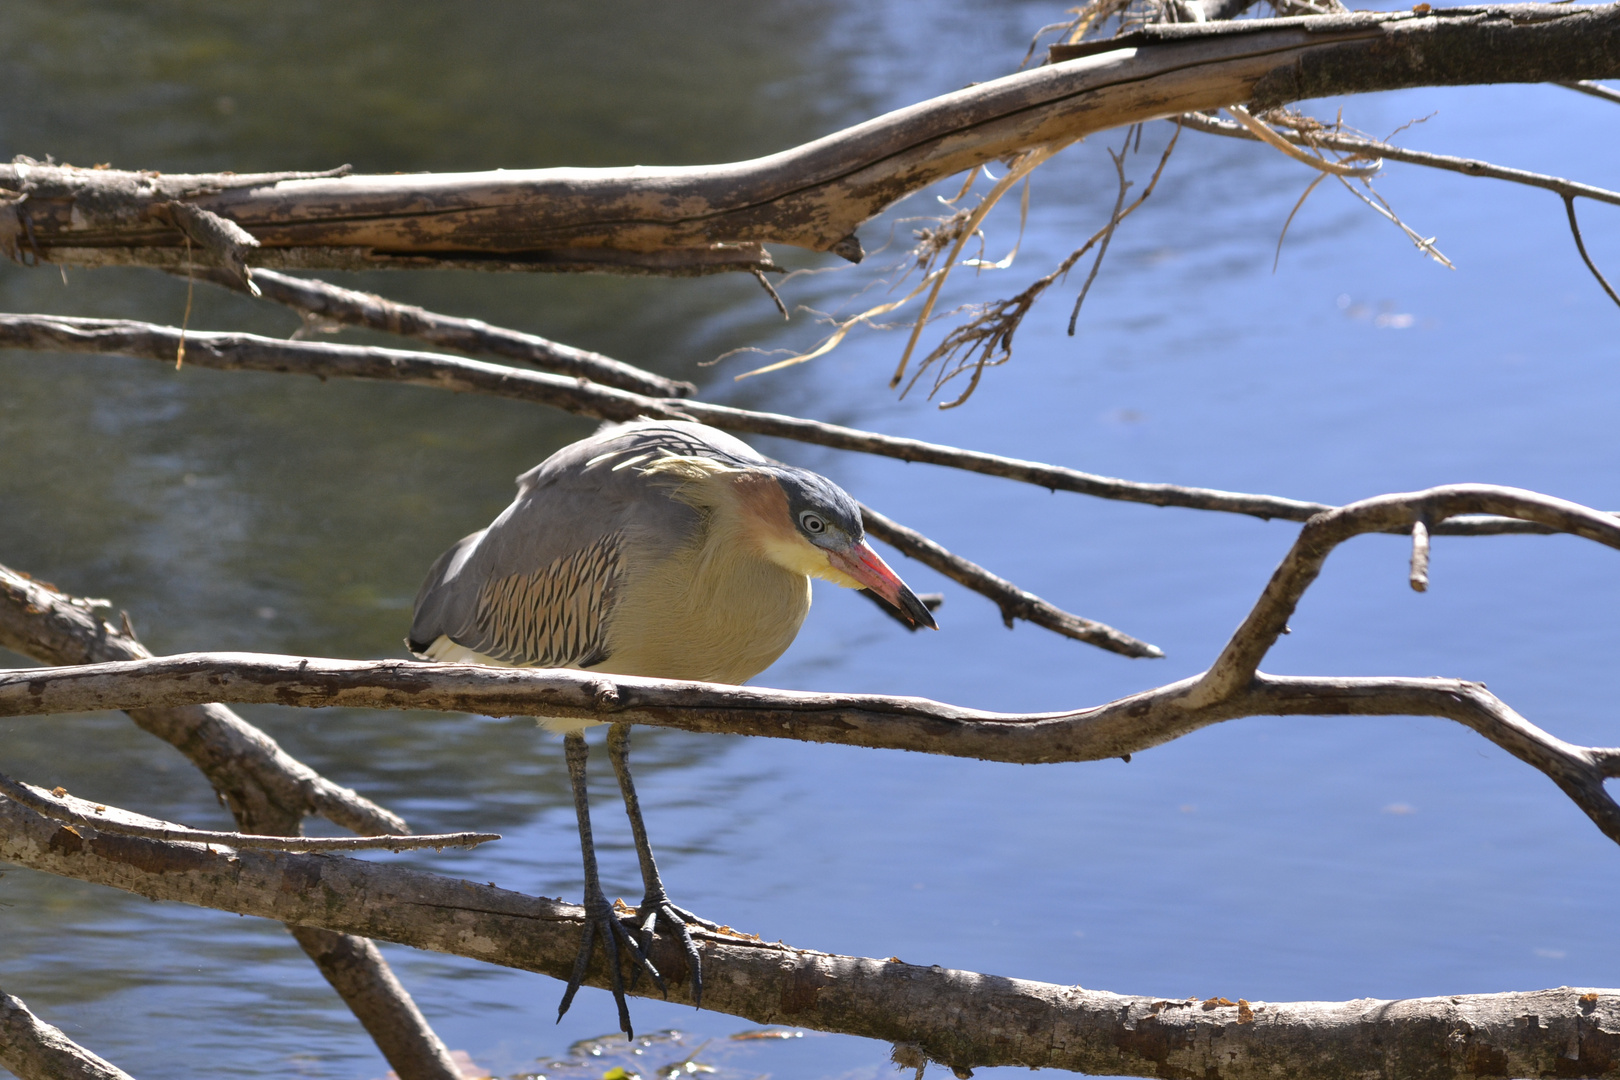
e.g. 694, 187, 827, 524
3, 4, 1617, 273
2, 791, 1615, 1077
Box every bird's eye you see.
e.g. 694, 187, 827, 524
799, 511, 826, 534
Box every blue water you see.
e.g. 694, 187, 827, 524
2, 3, 1618, 1078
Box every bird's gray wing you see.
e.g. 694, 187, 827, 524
408, 421, 732, 667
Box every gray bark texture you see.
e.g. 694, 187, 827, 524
0, 790, 1615, 1078
2, 4, 1616, 275
0, 987, 136, 1080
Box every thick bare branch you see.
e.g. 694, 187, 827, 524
196, 267, 696, 397
0, 563, 401, 836
2, 313, 1594, 538
5, 5, 1619, 273
1, 791, 1616, 1078
7, 485, 1619, 840
0, 983, 137, 1080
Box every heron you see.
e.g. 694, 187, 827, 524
407, 419, 937, 1035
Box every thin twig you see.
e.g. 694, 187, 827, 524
1556, 79, 1620, 106
1410, 518, 1430, 592
1563, 195, 1620, 310
1067, 143, 1134, 335
909, 121, 1181, 406
750, 267, 790, 319
1224, 104, 1382, 178
3, 313, 1610, 536
0, 772, 497, 852
1181, 110, 1620, 209
190, 267, 696, 397
1274, 171, 1328, 270
860, 503, 1164, 658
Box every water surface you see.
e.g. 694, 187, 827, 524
2, 3, 1619, 1078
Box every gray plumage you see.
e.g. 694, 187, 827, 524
407, 418, 936, 1038
408, 419, 888, 686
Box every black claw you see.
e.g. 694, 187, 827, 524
557, 892, 664, 1039
632, 893, 711, 1009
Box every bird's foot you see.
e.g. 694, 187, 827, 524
629, 887, 720, 1008
557, 887, 665, 1038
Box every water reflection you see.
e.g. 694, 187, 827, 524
4, 1, 1620, 1079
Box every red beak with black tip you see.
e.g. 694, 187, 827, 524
826, 539, 939, 630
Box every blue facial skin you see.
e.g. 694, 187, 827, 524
772, 467, 864, 550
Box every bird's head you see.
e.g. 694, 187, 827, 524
740, 465, 939, 631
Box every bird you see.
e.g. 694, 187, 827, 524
406, 419, 937, 1036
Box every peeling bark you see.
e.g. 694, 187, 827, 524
3, 5, 1616, 274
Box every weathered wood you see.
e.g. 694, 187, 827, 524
0, 985, 137, 1080
0, 564, 466, 1080
1, 792, 1616, 1078
4, 4, 1617, 274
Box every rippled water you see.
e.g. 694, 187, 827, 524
3, 3, 1619, 1078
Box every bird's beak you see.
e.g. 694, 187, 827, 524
826, 540, 939, 631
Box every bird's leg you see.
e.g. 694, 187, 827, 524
556, 729, 664, 1038
606, 722, 720, 1008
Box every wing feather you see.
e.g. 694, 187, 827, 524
409, 420, 750, 669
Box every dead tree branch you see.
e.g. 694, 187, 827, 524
1180, 109, 1620, 305
5, 484, 1620, 1071
0, 983, 137, 1080
0, 563, 400, 836
1559, 77, 1620, 105
1177, 110, 1620, 208
1, 791, 1616, 1078
4, 485, 1617, 845
193, 267, 696, 397
0, 564, 466, 1080
858, 504, 1163, 657
2, 313, 1599, 539
4, 5, 1619, 274
0, 773, 494, 853
0, 318, 1159, 656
